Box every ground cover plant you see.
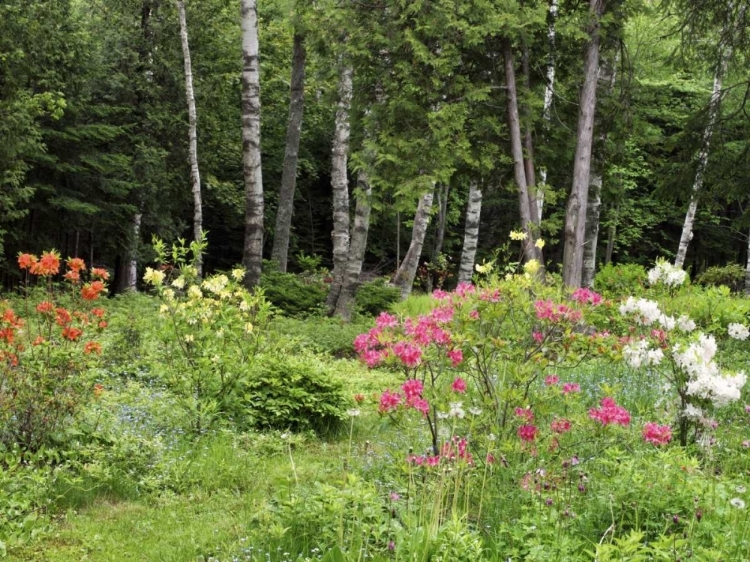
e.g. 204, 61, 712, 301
0, 251, 749, 561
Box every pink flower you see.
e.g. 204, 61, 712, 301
518, 424, 538, 442
571, 287, 603, 306
362, 349, 383, 368
410, 398, 430, 416
544, 375, 559, 386
533, 331, 544, 343
642, 422, 672, 445
455, 282, 475, 298
401, 379, 424, 400
515, 407, 534, 422
479, 288, 500, 302
432, 289, 450, 300
469, 310, 480, 320
451, 376, 467, 393
376, 312, 399, 329
393, 342, 422, 367
431, 306, 454, 324
447, 349, 463, 367
378, 390, 402, 413
407, 455, 425, 465
353, 333, 371, 353
745, 404, 750, 414
742, 440, 750, 448
486, 453, 495, 464
551, 418, 572, 434
562, 383, 581, 395
426, 455, 441, 466
589, 397, 630, 426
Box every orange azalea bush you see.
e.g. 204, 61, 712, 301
0, 251, 108, 454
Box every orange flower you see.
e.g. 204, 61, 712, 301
2, 309, 20, 326
32, 336, 46, 346
93, 383, 105, 398
64, 270, 81, 283
91, 268, 109, 280
30, 251, 60, 276
36, 301, 54, 314
56, 307, 72, 326
66, 257, 86, 272
91, 308, 105, 318
0, 327, 15, 344
18, 253, 38, 270
81, 280, 106, 301
84, 341, 102, 355
73, 311, 90, 324
98, 320, 108, 329
62, 326, 83, 341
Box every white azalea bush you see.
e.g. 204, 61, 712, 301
647, 259, 688, 288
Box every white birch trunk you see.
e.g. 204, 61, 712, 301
745, 229, 750, 296
176, 0, 203, 276
333, 169, 373, 320
562, 0, 604, 288
537, 0, 558, 223
674, 53, 729, 269
271, 33, 306, 272
325, 63, 353, 311
240, 0, 264, 288
503, 38, 542, 264
392, 189, 434, 299
125, 212, 142, 292
458, 181, 482, 284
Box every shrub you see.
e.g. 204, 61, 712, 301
260, 271, 328, 317
238, 353, 346, 435
695, 263, 745, 293
355, 278, 401, 316
594, 263, 647, 297
270, 316, 370, 357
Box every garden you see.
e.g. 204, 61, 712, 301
0, 241, 747, 561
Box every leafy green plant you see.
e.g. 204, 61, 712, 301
696, 263, 746, 293
354, 278, 401, 317
594, 263, 648, 297
239, 352, 346, 435
260, 271, 328, 317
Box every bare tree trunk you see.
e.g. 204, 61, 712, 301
503, 38, 541, 264
538, 0, 558, 223
562, 0, 605, 288
125, 212, 142, 292
176, 0, 203, 276
271, 32, 306, 272
745, 229, 750, 296
458, 180, 482, 284
333, 169, 373, 320
392, 189, 434, 299
521, 42, 539, 226
582, 52, 618, 288
325, 63, 353, 312
605, 207, 617, 265
426, 183, 449, 293
674, 52, 729, 269
240, 0, 264, 288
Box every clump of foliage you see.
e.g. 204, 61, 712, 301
260, 270, 328, 317
355, 277, 401, 317
695, 263, 746, 293
270, 316, 369, 357
240, 353, 346, 435
594, 262, 647, 296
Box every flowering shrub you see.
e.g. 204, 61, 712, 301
0, 251, 108, 454
647, 259, 688, 288
143, 238, 273, 431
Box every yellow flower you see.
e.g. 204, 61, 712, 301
159, 304, 169, 314
163, 289, 175, 301
510, 230, 528, 241
244, 322, 254, 333
187, 285, 203, 300
184, 334, 194, 343
143, 267, 165, 286
231, 267, 246, 281
523, 259, 541, 276
171, 276, 186, 289
535, 238, 545, 249
475, 261, 494, 274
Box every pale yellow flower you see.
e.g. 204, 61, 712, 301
535, 238, 545, 249
171, 276, 186, 289
159, 304, 169, 314
244, 322, 254, 333
187, 285, 203, 300
143, 267, 165, 286
231, 268, 246, 281
184, 334, 194, 343
510, 230, 528, 241
475, 261, 494, 274
523, 259, 541, 276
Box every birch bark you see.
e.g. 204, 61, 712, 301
392, 189, 434, 299
538, 0, 558, 223
240, 0, 264, 288
458, 181, 482, 284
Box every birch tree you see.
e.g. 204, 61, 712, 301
271, 32, 306, 272
240, 0, 264, 288
458, 180, 482, 284
538, 0, 559, 223
176, 0, 203, 276
325, 63, 353, 312
562, 0, 605, 288
392, 189, 435, 299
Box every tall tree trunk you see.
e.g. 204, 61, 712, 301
333, 169, 373, 320
240, 0, 264, 288
502, 38, 541, 264
392, 189, 434, 299
426, 183, 449, 293
745, 229, 750, 296
674, 51, 730, 269
562, 0, 605, 288
325, 63, 353, 312
538, 0, 558, 223
125, 212, 142, 292
605, 206, 617, 265
582, 51, 618, 288
271, 32, 306, 272
176, 0, 203, 276
521, 41, 539, 226
458, 180, 482, 284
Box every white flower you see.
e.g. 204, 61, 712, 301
623, 339, 664, 368
448, 401, 465, 419
677, 315, 696, 333
730, 498, 746, 509
682, 404, 703, 420
647, 260, 687, 288
736, 485, 746, 494
347, 409, 361, 417
469, 407, 483, 416
728, 323, 749, 341
202, 274, 229, 294
619, 297, 663, 326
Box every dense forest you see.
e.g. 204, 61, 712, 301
2, 0, 749, 309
